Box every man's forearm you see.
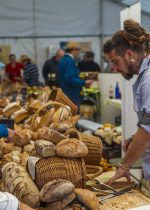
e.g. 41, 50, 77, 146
121, 127, 150, 167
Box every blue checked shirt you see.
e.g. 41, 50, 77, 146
132, 55, 150, 179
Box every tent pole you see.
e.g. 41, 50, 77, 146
33, 0, 37, 63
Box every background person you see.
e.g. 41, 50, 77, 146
42, 49, 65, 87
58, 41, 92, 109
5, 54, 23, 82
78, 51, 101, 72
20, 55, 40, 86
103, 19, 150, 185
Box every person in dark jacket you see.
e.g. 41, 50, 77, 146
58, 42, 92, 109
78, 51, 101, 72
42, 49, 64, 87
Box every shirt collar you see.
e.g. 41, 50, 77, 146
66, 53, 74, 59
139, 55, 150, 75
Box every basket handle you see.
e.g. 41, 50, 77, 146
86, 165, 103, 181
31, 101, 72, 125
65, 128, 81, 140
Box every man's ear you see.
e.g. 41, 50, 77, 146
125, 49, 134, 61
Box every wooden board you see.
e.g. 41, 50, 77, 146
99, 190, 150, 210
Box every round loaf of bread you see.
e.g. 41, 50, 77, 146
56, 138, 88, 158
40, 179, 75, 202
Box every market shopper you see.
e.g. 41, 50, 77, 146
20, 55, 40, 86
5, 54, 23, 82
42, 49, 65, 86
58, 41, 93, 109
78, 51, 101, 72
103, 19, 150, 185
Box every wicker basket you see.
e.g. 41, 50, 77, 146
66, 129, 103, 166
49, 88, 78, 115
35, 156, 87, 190
31, 101, 73, 130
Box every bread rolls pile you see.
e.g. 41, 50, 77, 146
39, 179, 100, 210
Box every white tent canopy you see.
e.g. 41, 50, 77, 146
0, 0, 149, 81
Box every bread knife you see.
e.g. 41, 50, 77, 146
99, 186, 133, 202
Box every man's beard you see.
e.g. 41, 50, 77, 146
122, 64, 135, 80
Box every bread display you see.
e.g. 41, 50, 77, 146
40, 179, 75, 202
56, 138, 88, 158
35, 140, 55, 157
3, 102, 21, 117
75, 189, 100, 210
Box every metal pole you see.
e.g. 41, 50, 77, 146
33, 0, 37, 63
100, 0, 104, 71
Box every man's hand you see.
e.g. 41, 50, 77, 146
85, 80, 93, 88
106, 167, 131, 185
7, 128, 15, 142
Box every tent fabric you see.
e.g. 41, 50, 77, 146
0, 0, 100, 37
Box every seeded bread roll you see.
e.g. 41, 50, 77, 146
35, 140, 55, 157
56, 138, 88, 158
40, 179, 75, 202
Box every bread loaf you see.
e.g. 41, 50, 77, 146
38, 108, 55, 128
46, 192, 76, 210
14, 129, 32, 147
40, 179, 75, 202
3, 102, 21, 117
75, 189, 99, 210
12, 109, 29, 123
33, 128, 66, 144
2, 162, 40, 208
35, 140, 55, 157
56, 138, 88, 158
23, 144, 35, 154
52, 106, 70, 122
29, 100, 45, 110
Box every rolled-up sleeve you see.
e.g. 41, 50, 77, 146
0, 124, 8, 138
140, 72, 150, 133
0, 192, 19, 210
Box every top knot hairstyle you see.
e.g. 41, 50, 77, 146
104, 19, 150, 55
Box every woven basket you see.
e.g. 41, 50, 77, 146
49, 88, 78, 115
31, 101, 73, 130
35, 156, 87, 190
66, 129, 103, 166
